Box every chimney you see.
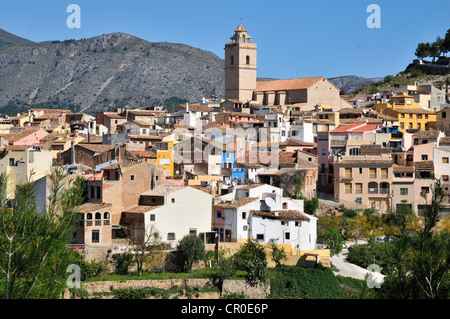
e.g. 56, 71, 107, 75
71, 141, 75, 164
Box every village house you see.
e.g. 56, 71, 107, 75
120, 185, 214, 248
213, 184, 317, 252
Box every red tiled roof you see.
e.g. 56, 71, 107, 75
331, 123, 379, 133
256, 77, 324, 92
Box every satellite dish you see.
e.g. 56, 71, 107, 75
175, 170, 180, 175
264, 197, 276, 209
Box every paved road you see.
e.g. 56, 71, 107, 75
331, 241, 384, 286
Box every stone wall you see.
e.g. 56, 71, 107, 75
65, 278, 270, 299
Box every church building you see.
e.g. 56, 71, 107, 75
224, 23, 353, 111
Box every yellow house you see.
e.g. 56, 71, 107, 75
366, 93, 436, 132
156, 134, 176, 178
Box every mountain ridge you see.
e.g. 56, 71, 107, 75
0, 29, 386, 115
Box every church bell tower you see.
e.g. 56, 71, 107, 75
224, 23, 257, 102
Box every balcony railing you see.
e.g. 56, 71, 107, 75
368, 188, 390, 194
369, 174, 377, 179
342, 174, 353, 179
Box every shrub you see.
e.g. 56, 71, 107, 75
112, 253, 134, 275
269, 266, 344, 299
175, 235, 205, 272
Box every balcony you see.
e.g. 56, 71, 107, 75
369, 174, 377, 179
368, 188, 378, 194
390, 132, 403, 139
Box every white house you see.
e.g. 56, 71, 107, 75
121, 185, 213, 248
216, 184, 317, 251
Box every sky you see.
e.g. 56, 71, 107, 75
1, 0, 449, 79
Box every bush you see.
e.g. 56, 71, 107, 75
112, 253, 134, 275
175, 235, 205, 272
346, 242, 396, 274
304, 197, 319, 215
269, 266, 344, 299
233, 239, 267, 271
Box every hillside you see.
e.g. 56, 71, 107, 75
0, 32, 225, 115
328, 75, 383, 94
0, 28, 34, 48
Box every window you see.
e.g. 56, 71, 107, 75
321, 148, 327, 156
256, 234, 264, 241
421, 187, 430, 194
369, 168, 377, 178
443, 112, 447, 119
422, 155, 428, 161
400, 188, 408, 195
91, 230, 100, 243
443, 157, 449, 163
242, 212, 246, 219
216, 210, 223, 219
345, 168, 352, 178
295, 221, 299, 227
345, 183, 352, 194
359, 167, 363, 174
230, 55, 234, 65
246, 55, 250, 65
355, 183, 363, 194
381, 168, 388, 178
349, 148, 360, 156
167, 233, 176, 240
189, 229, 197, 236
96, 186, 101, 199
130, 175, 135, 181
282, 203, 287, 209
171, 198, 175, 203
285, 232, 290, 240
443, 175, 449, 181
150, 214, 155, 221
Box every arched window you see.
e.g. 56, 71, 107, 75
246, 55, 250, 65
86, 213, 92, 220
368, 182, 378, 194
230, 55, 234, 65
282, 202, 287, 209
95, 212, 101, 220
104, 212, 110, 220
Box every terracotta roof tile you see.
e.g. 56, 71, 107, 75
256, 77, 324, 91
250, 210, 310, 221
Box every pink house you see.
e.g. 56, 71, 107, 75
317, 122, 380, 191
3, 127, 49, 147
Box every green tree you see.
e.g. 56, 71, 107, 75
304, 197, 319, 215
318, 227, 345, 256
379, 180, 449, 299
442, 28, 450, 56
175, 235, 205, 272
268, 238, 287, 267
429, 41, 441, 62
233, 239, 267, 271
212, 248, 237, 296
415, 42, 431, 60
0, 167, 84, 299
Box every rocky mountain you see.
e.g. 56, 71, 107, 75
329, 75, 384, 94
0, 28, 34, 48
0, 31, 225, 115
